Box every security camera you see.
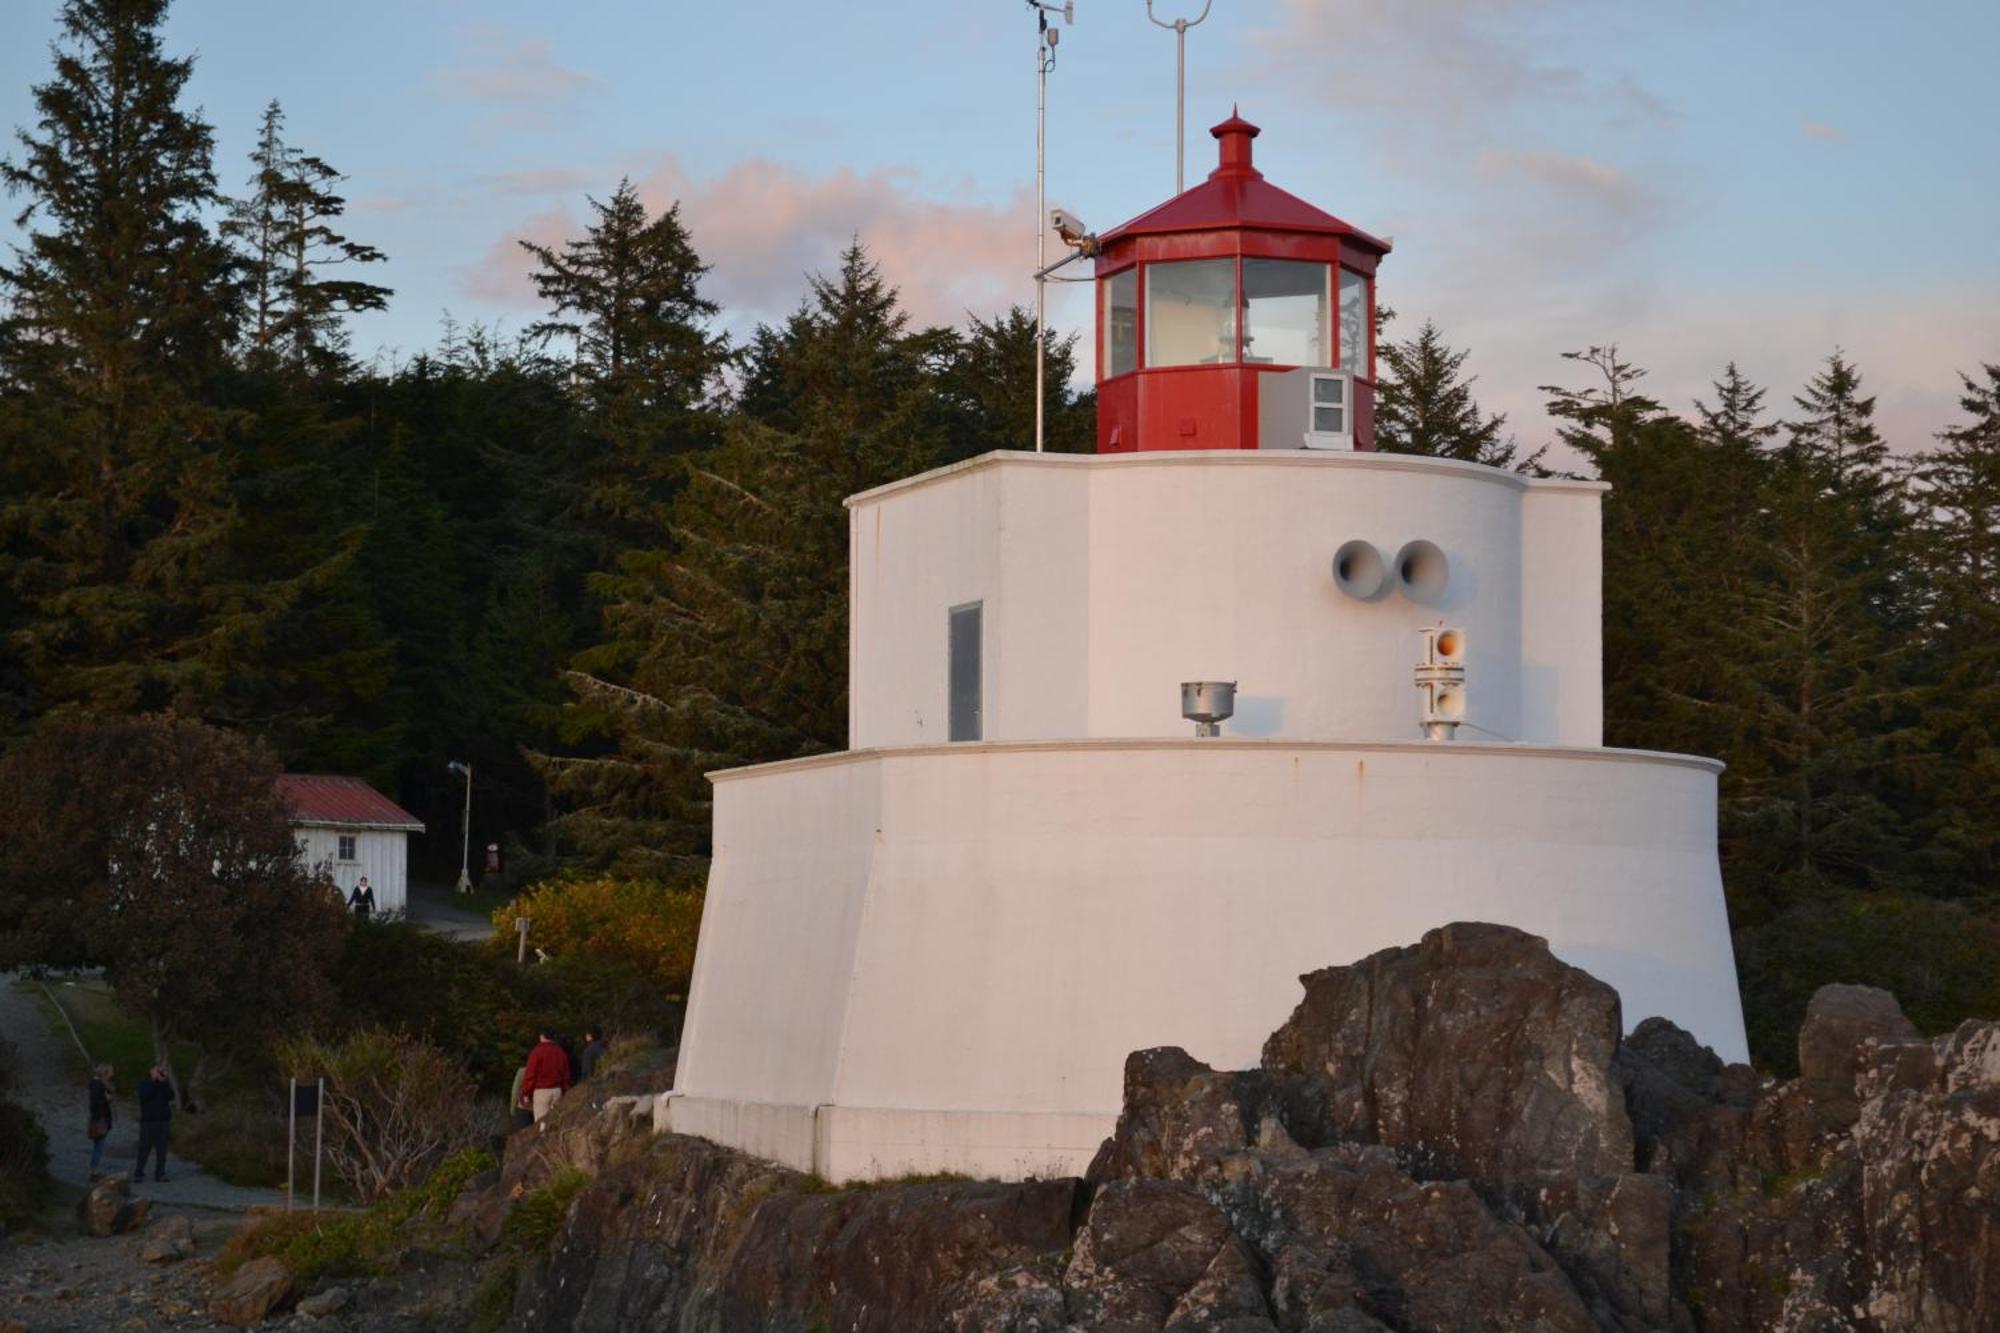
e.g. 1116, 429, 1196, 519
1050, 208, 1092, 246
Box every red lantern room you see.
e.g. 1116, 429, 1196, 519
1093, 112, 1391, 453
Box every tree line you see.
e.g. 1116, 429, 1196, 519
2, 0, 1996, 1068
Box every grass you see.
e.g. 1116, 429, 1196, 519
214, 1147, 497, 1283
42, 979, 200, 1091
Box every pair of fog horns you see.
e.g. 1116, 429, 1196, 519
1332, 539, 1448, 603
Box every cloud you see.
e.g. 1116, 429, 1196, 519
1801, 120, 1846, 143
460, 155, 1077, 338
434, 27, 599, 130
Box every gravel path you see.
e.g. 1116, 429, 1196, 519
1, 975, 286, 1212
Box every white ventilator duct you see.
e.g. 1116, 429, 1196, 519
1414, 626, 1466, 741
1331, 540, 1389, 600
1395, 539, 1449, 604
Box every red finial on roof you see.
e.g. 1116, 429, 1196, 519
1209, 110, 1261, 180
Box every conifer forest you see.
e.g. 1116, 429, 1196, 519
3, 0, 1997, 1070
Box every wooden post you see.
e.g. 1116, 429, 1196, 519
312, 1077, 324, 1212
516, 915, 531, 965
286, 1077, 296, 1213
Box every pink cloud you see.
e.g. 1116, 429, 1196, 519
1801, 120, 1846, 143
459, 156, 1076, 337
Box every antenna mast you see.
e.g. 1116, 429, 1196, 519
1144, 0, 1213, 195
1028, 1, 1073, 453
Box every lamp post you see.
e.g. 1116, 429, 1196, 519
446, 761, 473, 895
1144, 0, 1214, 195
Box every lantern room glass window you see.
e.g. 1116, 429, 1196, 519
1146, 259, 1238, 367
1103, 268, 1138, 378
1241, 259, 1328, 366
1338, 268, 1371, 379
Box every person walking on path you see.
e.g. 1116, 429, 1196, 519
133, 1064, 173, 1183
519, 1027, 572, 1124
86, 1064, 114, 1177
578, 1025, 607, 1082
347, 876, 376, 920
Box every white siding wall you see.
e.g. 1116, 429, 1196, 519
848, 451, 1606, 750
294, 825, 410, 915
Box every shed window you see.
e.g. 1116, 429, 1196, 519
948, 602, 982, 742
1146, 259, 1237, 367
337, 834, 357, 861
1103, 268, 1137, 378
1242, 259, 1328, 366
1338, 268, 1371, 379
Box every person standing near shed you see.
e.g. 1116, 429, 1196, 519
133, 1064, 173, 1183
347, 876, 376, 920
519, 1027, 572, 1123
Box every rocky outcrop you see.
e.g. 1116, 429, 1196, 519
466, 922, 1996, 1333
138, 1213, 194, 1264
75, 1177, 149, 1237
208, 1255, 296, 1327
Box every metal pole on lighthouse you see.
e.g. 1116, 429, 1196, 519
1028, 1, 1071, 453
1145, 0, 1213, 195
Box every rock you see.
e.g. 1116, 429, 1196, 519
1062, 1180, 1273, 1330
208, 1256, 297, 1327
1797, 983, 1919, 1129
1260, 922, 1635, 1193
139, 1213, 195, 1264
76, 1177, 151, 1237
1086, 1047, 1262, 1184
297, 1286, 351, 1317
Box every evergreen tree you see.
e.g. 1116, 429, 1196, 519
1724, 354, 1914, 905
1908, 363, 2000, 886
933, 306, 1094, 459
1376, 320, 1538, 470
549, 244, 944, 872
0, 0, 270, 716
221, 99, 390, 376
521, 181, 728, 545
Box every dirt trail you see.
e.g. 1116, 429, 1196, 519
1, 975, 286, 1211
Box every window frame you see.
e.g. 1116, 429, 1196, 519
337, 833, 357, 862
1099, 264, 1140, 381
947, 601, 984, 743
1337, 266, 1375, 383
1142, 256, 1243, 370
1240, 257, 1333, 370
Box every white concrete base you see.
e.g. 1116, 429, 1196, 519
665, 1095, 1114, 1182
671, 738, 1747, 1183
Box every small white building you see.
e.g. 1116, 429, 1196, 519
277, 774, 425, 916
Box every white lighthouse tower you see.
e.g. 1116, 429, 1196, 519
662, 116, 1747, 1184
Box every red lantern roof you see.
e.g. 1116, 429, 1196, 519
276, 773, 425, 831
1098, 111, 1391, 254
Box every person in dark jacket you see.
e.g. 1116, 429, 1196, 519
133, 1065, 173, 1183
578, 1025, 607, 1082
87, 1064, 114, 1177
347, 877, 376, 920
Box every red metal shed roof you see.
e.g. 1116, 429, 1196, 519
276, 774, 425, 832
1098, 112, 1391, 254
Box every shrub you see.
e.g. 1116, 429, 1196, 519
490, 875, 703, 997
172, 1100, 290, 1188
500, 1167, 592, 1254
0, 1036, 52, 1229
330, 921, 684, 1095
213, 1148, 494, 1283
278, 1029, 486, 1203
1735, 891, 2000, 1072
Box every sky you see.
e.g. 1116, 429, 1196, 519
3, 0, 1998, 454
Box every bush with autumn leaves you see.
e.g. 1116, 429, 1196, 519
490, 875, 704, 998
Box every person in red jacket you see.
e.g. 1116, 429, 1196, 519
519, 1027, 573, 1124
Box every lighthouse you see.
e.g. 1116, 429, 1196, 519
663, 115, 1746, 1184
1095, 113, 1390, 453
